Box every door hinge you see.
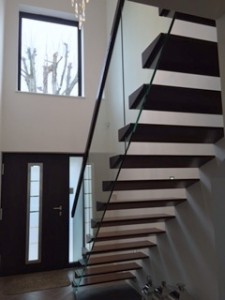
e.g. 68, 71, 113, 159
1, 163, 4, 175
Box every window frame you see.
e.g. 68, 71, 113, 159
18, 12, 82, 97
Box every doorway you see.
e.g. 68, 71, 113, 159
0, 153, 72, 275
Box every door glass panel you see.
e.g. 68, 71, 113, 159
26, 163, 43, 264
30, 181, 40, 196
30, 196, 40, 211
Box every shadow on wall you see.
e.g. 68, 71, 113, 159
148, 178, 218, 300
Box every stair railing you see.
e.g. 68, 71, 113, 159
72, 0, 177, 290
71, 0, 126, 218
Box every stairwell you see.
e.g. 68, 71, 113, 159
73, 6, 224, 300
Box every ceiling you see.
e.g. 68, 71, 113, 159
129, 0, 225, 20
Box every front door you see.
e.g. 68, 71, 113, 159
0, 153, 70, 275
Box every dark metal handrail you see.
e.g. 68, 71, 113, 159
71, 0, 125, 217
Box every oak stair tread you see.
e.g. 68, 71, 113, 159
102, 178, 199, 191
85, 240, 156, 254
118, 123, 224, 144
110, 154, 214, 169
73, 271, 136, 287
75, 262, 141, 278
89, 228, 165, 242
142, 33, 220, 76
96, 198, 186, 211
129, 84, 222, 115
91, 214, 175, 228
80, 252, 149, 266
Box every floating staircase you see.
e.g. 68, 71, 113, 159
73, 10, 223, 290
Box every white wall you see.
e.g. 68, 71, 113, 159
0, 0, 5, 213
92, 3, 225, 300
212, 14, 225, 300
1, 0, 107, 153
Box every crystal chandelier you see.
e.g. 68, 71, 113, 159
71, 0, 90, 29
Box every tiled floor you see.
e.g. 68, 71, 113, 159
0, 270, 141, 300
0, 269, 75, 300
0, 283, 76, 300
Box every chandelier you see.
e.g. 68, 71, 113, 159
71, 0, 90, 29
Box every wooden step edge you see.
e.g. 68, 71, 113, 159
142, 33, 165, 68
129, 84, 148, 110
87, 240, 156, 255
109, 154, 215, 169
75, 262, 142, 278
118, 123, 224, 144
96, 198, 186, 211
129, 84, 222, 113
79, 252, 149, 267
92, 214, 175, 228
129, 84, 222, 115
102, 178, 200, 192
73, 271, 136, 287
92, 228, 165, 242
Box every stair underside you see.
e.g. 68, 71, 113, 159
92, 214, 175, 228
118, 123, 224, 143
80, 252, 149, 266
97, 198, 186, 211
86, 240, 156, 254
75, 262, 141, 278
142, 33, 220, 76
159, 10, 216, 26
129, 84, 222, 115
91, 228, 165, 242
103, 178, 199, 191
110, 154, 214, 169
73, 271, 136, 287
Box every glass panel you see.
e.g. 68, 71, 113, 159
29, 227, 39, 244
30, 166, 40, 181
30, 181, 40, 197
28, 244, 39, 261
29, 212, 39, 227
30, 196, 40, 212
73, 0, 176, 290
26, 163, 43, 264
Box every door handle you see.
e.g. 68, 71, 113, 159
53, 205, 62, 211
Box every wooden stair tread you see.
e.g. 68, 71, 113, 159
92, 228, 165, 242
142, 33, 220, 76
97, 198, 186, 211
74, 271, 136, 287
76, 262, 141, 277
110, 154, 214, 169
118, 123, 224, 144
129, 84, 222, 115
92, 214, 175, 228
103, 178, 199, 191
81, 252, 149, 266
86, 240, 156, 254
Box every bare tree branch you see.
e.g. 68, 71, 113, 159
56, 43, 69, 95
21, 43, 77, 96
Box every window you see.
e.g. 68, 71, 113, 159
26, 163, 43, 263
19, 12, 82, 96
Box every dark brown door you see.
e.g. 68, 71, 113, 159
0, 153, 70, 275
